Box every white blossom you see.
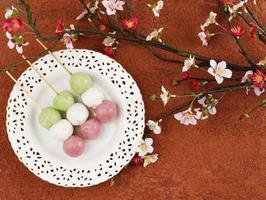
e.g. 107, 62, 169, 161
102, 0, 125, 16
6, 32, 29, 54
76, 1, 103, 21
160, 86, 176, 106
198, 31, 208, 46
228, 0, 248, 21
182, 56, 198, 72
146, 120, 161, 134
208, 60, 232, 84
102, 35, 118, 47
196, 95, 218, 120
146, 28, 164, 43
137, 138, 154, 157
257, 57, 266, 66
5, 6, 18, 19
143, 154, 158, 167
201, 11, 218, 30
63, 33, 74, 49
174, 108, 198, 126
147, 0, 164, 17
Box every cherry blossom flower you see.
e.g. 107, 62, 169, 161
137, 138, 154, 157
201, 11, 218, 30
122, 17, 138, 31
55, 19, 64, 35
6, 32, 29, 54
250, 70, 266, 89
146, 28, 164, 43
231, 25, 245, 38
257, 57, 266, 66
241, 70, 265, 96
3, 18, 24, 34
76, 1, 103, 21
198, 31, 214, 47
228, 0, 247, 21
198, 31, 208, 46
132, 155, 144, 165
5, 6, 19, 19
102, 35, 118, 46
146, 120, 162, 134
147, 0, 164, 17
160, 86, 176, 106
174, 108, 198, 126
196, 94, 218, 119
64, 24, 78, 42
182, 56, 198, 72
102, 0, 125, 16
62, 33, 73, 49
143, 154, 158, 167
208, 60, 232, 84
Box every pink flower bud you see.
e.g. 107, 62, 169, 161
3, 18, 24, 34
56, 19, 64, 35
102, 45, 114, 57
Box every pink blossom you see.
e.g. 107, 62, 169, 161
102, 0, 125, 15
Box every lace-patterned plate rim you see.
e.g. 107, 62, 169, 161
6, 49, 145, 187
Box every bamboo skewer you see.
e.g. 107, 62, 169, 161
6, 71, 42, 110
21, 55, 59, 95
35, 38, 73, 76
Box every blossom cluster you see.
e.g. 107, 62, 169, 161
3, 6, 28, 54
156, 55, 266, 126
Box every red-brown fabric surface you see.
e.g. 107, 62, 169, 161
0, 1, 266, 200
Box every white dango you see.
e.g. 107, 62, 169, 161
81, 86, 105, 108
49, 119, 74, 141
66, 103, 89, 126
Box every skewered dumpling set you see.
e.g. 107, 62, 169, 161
39, 72, 118, 158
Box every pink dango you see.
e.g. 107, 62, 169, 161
80, 118, 102, 140
95, 100, 118, 123
63, 136, 85, 157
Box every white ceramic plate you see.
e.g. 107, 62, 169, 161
6, 49, 145, 187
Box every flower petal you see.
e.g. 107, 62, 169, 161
145, 138, 153, 146
222, 69, 233, 78
215, 75, 224, 84
174, 112, 183, 120
7, 40, 15, 49
218, 61, 227, 70
210, 60, 217, 68
207, 67, 215, 76
16, 45, 23, 54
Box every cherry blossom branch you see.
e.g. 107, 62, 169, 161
216, 0, 256, 66
77, 0, 260, 72
240, 99, 266, 121
245, 6, 265, 35
14, 0, 259, 73
0, 38, 60, 72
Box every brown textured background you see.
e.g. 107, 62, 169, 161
0, 0, 266, 199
